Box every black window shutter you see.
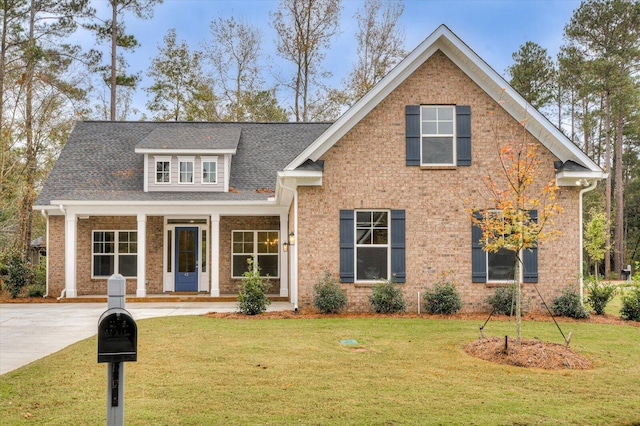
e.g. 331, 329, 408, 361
390, 210, 406, 283
471, 211, 487, 283
339, 210, 355, 283
456, 105, 472, 166
405, 105, 420, 166
523, 210, 539, 283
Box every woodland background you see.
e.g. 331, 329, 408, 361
1, 0, 638, 279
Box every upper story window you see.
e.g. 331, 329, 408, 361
201, 156, 218, 184
421, 105, 455, 166
178, 157, 194, 184
155, 157, 171, 184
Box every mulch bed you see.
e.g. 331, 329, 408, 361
464, 336, 593, 370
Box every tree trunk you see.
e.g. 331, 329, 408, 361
515, 255, 522, 344
604, 90, 612, 279
110, 0, 117, 121
614, 111, 625, 275
17, 0, 37, 256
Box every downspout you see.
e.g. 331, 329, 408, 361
279, 179, 299, 311
41, 210, 49, 298
579, 180, 598, 304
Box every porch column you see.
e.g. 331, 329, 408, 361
136, 214, 147, 297
279, 213, 289, 297
64, 211, 77, 297
210, 213, 220, 297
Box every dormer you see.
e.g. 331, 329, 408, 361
135, 126, 240, 192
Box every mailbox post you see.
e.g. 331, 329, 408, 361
98, 274, 137, 426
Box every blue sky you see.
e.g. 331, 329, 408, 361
85, 0, 582, 119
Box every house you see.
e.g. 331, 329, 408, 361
34, 25, 605, 311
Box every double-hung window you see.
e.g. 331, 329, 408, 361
421, 105, 455, 166
155, 157, 171, 184
178, 157, 194, 184
355, 210, 389, 281
232, 231, 279, 278
201, 156, 218, 184
92, 231, 137, 278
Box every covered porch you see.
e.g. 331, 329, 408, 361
44, 202, 296, 303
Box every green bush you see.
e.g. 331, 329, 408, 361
620, 287, 640, 322
313, 271, 347, 314
26, 283, 46, 298
485, 285, 515, 315
551, 285, 589, 319
3, 251, 32, 298
423, 276, 463, 314
237, 258, 271, 315
369, 277, 405, 314
585, 277, 616, 315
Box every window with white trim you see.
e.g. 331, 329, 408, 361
232, 231, 279, 278
178, 157, 194, 184
92, 231, 137, 278
421, 105, 455, 165
155, 157, 171, 184
356, 210, 389, 281
201, 156, 218, 184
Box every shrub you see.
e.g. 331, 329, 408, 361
3, 251, 32, 298
485, 285, 515, 315
620, 287, 640, 322
369, 277, 405, 313
585, 277, 616, 315
423, 276, 463, 315
313, 271, 347, 314
237, 258, 271, 315
551, 285, 589, 319
26, 283, 45, 298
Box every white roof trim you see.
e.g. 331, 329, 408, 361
135, 148, 236, 155
286, 24, 602, 174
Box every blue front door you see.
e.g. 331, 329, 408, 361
175, 227, 198, 291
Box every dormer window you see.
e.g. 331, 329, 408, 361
155, 157, 171, 184
179, 157, 194, 184
201, 156, 218, 184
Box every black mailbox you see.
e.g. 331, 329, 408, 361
97, 308, 137, 363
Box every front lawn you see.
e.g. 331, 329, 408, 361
1, 316, 639, 425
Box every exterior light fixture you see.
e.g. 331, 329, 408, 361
283, 232, 295, 252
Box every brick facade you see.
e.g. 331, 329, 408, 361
294, 51, 581, 312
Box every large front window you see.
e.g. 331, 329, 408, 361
421, 105, 455, 165
92, 231, 137, 277
356, 210, 389, 281
232, 231, 279, 278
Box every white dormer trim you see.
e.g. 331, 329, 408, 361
285, 24, 603, 178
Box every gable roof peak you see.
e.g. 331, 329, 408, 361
285, 24, 602, 175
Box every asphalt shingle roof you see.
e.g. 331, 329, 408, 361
135, 126, 241, 151
35, 121, 332, 205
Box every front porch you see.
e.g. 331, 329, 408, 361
47, 209, 295, 303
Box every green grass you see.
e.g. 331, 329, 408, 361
1, 316, 639, 425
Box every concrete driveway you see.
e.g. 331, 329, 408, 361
0, 301, 293, 375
